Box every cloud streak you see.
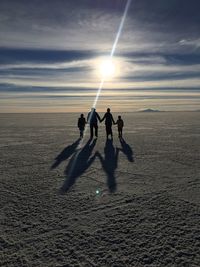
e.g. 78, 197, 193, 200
0, 0, 200, 112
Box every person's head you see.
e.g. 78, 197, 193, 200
91, 107, 95, 112
118, 115, 121, 119
81, 113, 84, 118
107, 108, 110, 113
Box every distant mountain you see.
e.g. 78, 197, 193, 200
139, 108, 161, 113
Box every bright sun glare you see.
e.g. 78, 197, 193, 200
99, 58, 116, 79
95, 57, 120, 80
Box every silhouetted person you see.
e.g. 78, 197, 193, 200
87, 108, 101, 139
116, 115, 124, 138
101, 108, 115, 139
78, 113, 86, 138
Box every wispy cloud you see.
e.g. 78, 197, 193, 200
0, 0, 200, 112
179, 38, 200, 49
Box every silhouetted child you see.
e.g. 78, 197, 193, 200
116, 115, 124, 138
78, 114, 86, 138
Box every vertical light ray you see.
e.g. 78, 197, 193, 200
92, 78, 105, 108
92, 0, 132, 109
110, 0, 132, 58
84, 0, 132, 143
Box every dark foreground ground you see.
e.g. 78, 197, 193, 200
0, 112, 200, 267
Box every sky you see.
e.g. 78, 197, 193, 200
0, 0, 200, 112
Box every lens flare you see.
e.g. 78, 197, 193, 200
96, 189, 100, 195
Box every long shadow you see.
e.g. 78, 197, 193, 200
119, 137, 134, 162
51, 138, 81, 169
60, 138, 97, 193
96, 139, 119, 193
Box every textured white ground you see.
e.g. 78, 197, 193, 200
0, 112, 200, 267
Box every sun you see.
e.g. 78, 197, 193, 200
100, 59, 115, 78
94, 56, 120, 80
97, 57, 118, 80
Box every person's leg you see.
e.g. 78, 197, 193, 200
80, 130, 82, 138
90, 124, 93, 138
106, 125, 109, 138
110, 127, 113, 138
95, 124, 98, 137
118, 128, 121, 138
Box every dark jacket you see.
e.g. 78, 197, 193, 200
116, 119, 124, 129
87, 111, 101, 125
101, 112, 115, 126
78, 117, 86, 129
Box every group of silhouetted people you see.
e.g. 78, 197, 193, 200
78, 107, 124, 139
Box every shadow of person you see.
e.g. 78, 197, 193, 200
119, 137, 134, 162
60, 138, 97, 193
51, 138, 81, 170
96, 139, 119, 193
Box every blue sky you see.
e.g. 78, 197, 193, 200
0, 0, 200, 112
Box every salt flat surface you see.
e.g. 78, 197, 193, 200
0, 112, 200, 267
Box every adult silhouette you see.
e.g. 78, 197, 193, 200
87, 108, 101, 139
101, 108, 115, 139
60, 139, 97, 192
96, 139, 119, 192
